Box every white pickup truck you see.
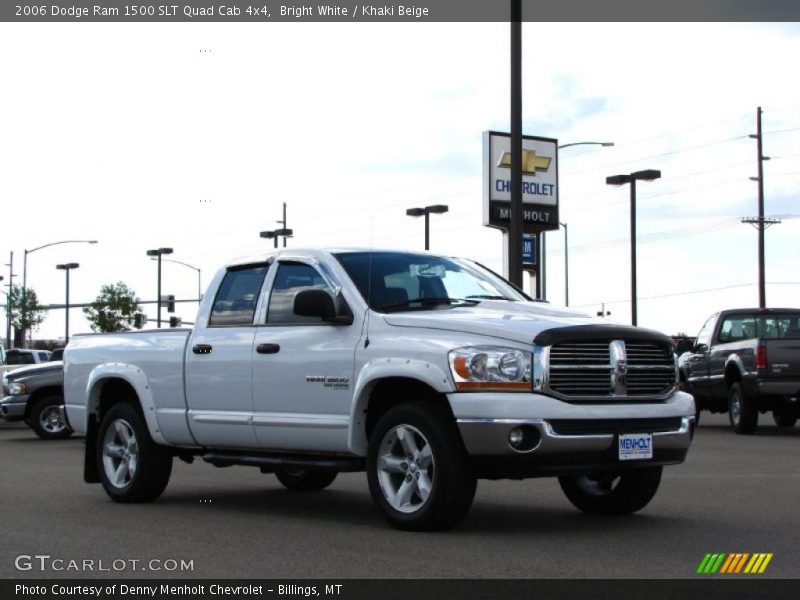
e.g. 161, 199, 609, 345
65, 248, 694, 530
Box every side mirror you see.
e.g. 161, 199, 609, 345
694, 343, 708, 355
293, 289, 354, 325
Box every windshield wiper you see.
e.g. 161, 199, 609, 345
379, 297, 479, 312
466, 294, 515, 301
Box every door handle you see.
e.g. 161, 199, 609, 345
192, 344, 213, 355
256, 343, 280, 354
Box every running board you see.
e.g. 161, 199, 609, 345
202, 451, 365, 472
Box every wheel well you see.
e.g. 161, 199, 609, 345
364, 377, 453, 441
724, 364, 742, 388
24, 386, 64, 419
96, 378, 142, 421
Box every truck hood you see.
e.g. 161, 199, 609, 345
382, 301, 600, 345
4, 361, 63, 382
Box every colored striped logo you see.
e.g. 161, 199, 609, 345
696, 553, 773, 574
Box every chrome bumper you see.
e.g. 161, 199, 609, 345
457, 416, 694, 456
0, 395, 29, 421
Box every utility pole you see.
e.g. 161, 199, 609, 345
6, 252, 14, 348
278, 202, 289, 247
742, 106, 779, 309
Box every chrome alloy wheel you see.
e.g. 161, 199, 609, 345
39, 405, 67, 434
376, 424, 435, 514
730, 389, 742, 424
102, 419, 139, 489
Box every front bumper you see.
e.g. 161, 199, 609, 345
0, 395, 29, 421
449, 390, 694, 478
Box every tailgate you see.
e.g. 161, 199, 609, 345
764, 339, 800, 380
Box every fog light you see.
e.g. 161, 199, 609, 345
508, 425, 541, 452
508, 428, 524, 447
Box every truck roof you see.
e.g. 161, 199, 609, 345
222, 247, 444, 268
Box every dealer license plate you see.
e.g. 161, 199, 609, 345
618, 433, 653, 461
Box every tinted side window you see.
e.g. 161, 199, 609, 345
718, 315, 757, 343
208, 265, 269, 327
267, 263, 331, 325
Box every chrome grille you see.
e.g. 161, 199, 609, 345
540, 339, 676, 401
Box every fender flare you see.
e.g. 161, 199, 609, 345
85, 363, 168, 445
347, 357, 453, 454
723, 354, 746, 386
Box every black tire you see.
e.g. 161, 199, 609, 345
558, 467, 663, 515
275, 467, 338, 491
29, 396, 73, 440
96, 403, 172, 503
772, 408, 798, 428
728, 382, 758, 434
367, 402, 476, 531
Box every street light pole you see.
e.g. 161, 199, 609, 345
606, 170, 661, 327
405, 205, 449, 251
509, 0, 523, 289
146, 248, 173, 328
23, 239, 97, 347
6, 252, 14, 348
56, 263, 79, 343
548, 142, 614, 302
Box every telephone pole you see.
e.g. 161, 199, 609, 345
742, 106, 780, 309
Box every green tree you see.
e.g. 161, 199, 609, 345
83, 282, 142, 333
8, 285, 46, 343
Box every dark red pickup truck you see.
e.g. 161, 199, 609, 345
679, 308, 800, 433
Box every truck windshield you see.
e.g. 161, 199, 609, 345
334, 251, 525, 313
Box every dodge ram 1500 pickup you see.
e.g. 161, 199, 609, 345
65, 249, 694, 530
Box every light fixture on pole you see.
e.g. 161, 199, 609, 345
22, 239, 97, 347
260, 228, 293, 248
405, 204, 449, 250
146, 248, 173, 328
55, 263, 79, 343
605, 169, 661, 326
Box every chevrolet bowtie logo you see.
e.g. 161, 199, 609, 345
497, 149, 552, 176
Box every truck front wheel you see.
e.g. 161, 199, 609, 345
96, 403, 172, 503
558, 467, 663, 515
728, 382, 758, 434
367, 402, 476, 531
29, 395, 73, 440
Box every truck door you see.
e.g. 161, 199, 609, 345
251, 260, 360, 453
683, 315, 715, 400
185, 263, 270, 448
709, 313, 756, 397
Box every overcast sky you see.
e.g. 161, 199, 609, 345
1, 21, 799, 342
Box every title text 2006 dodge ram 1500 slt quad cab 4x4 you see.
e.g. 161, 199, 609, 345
64, 249, 694, 530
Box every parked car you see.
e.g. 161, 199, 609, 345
5, 348, 52, 365
1, 359, 70, 439
65, 248, 694, 530
680, 308, 800, 433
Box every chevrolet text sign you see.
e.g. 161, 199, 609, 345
483, 131, 559, 233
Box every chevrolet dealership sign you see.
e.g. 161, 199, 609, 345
483, 131, 559, 233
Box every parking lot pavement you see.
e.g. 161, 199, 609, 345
0, 414, 797, 579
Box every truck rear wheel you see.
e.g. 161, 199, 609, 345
275, 467, 338, 491
367, 402, 476, 531
728, 382, 758, 434
97, 403, 172, 503
29, 395, 73, 440
772, 407, 798, 428
558, 467, 663, 515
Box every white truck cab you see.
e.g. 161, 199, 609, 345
65, 248, 694, 530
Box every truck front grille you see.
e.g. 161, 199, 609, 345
542, 339, 676, 401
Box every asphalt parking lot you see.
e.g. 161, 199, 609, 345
1, 414, 797, 580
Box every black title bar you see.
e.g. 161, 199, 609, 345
4, 0, 800, 22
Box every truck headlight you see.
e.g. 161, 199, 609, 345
7, 382, 27, 395
448, 346, 531, 391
